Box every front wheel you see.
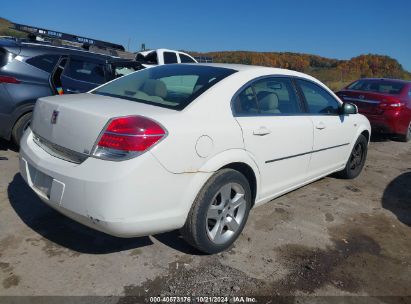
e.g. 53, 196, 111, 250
337, 134, 368, 179
181, 169, 252, 254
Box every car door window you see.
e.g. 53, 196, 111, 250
233, 86, 259, 115
253, 77, 301, 115
163, 52, 178, 64
179, 54, 196, 63
64, 58, 105, 84
233, 77, 301, 116
26, 55, 60, 73
297, 79, 340, 115
409, 88, 411, 98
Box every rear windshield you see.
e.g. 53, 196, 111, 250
92, 64, 236, 110
347, 80, 405, 95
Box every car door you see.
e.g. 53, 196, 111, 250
233, 76, 314, 200
60, 55, 106, 93
295, 78, 354, 178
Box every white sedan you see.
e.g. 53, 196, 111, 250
19, 64, 371, 253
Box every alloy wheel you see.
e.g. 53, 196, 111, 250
349, 142, 364, 170
206, 182, 247, 245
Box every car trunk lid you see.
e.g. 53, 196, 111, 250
338, 90, 401, 115
31, 93, 172, 155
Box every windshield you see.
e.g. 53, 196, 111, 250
347, 79, 405, 95
92, 64, 236, 110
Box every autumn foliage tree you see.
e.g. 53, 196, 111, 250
190, 51, 411, 91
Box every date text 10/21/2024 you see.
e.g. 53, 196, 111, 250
148, 296, 257, 303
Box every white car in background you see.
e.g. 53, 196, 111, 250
19, 64, 371, 253
135, 48, 197, 66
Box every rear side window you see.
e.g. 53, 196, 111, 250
348, 79, 405, 95
180, 54, 196, 63
92, 64, 236, 110
297, 79, 340, 115
233, 77, 301, 116
234, 86, 258, 115
164, 52, 178, 64
64, 58, 105, 84
26, 55, 60, 73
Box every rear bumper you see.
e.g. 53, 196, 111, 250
19, 129, 210, 237
365, 110, 409, 135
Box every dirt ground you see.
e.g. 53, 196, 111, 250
0, 136, 410, 303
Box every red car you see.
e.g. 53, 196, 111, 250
337, 78, 411, 142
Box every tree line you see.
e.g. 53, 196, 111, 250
191, 51, 411, 91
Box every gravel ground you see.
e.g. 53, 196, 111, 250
0, 136, 410, 303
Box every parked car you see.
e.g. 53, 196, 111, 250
19, 64, 371, 253
337, 78, 411, 142
135, 48, 197, 66
0, 39, 144, 145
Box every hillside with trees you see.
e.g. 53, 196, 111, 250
0, 17, 26, 38
191, 51, 411, 91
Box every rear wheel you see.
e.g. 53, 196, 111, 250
11, 112, 32, 146
337, 134, 368, 179
181, 169, 252, 254
398, 121, 411, 142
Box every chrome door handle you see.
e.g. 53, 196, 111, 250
253, 127, 271, 136
315, 122, 326, 130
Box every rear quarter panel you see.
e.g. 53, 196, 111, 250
149, 72, 255, 174
0, 58, 54, 139
1, 58, 52, 114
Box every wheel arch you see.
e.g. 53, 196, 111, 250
198, 149, 261, 207
221, 162, 258, 206
344, 119, 371, 163
360, 129, 370, 143
5, 102, 35, 140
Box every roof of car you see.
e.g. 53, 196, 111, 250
0, 39, 123, 61
20, 42, 116, 58
357, 78, 411, 84
191, 63, 315, 79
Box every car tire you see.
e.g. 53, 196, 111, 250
181, 168, 252, 254
398, 121, 411, 142
337, 134, 368, 179
11, 112, 32, 147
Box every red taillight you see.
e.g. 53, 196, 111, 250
0, 75, 20, 84
94, 116, 166, 159
377, 102, 404, 111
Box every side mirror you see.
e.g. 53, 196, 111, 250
341, 102, 358, 115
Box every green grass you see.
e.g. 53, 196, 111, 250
0, 17, 26, 38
